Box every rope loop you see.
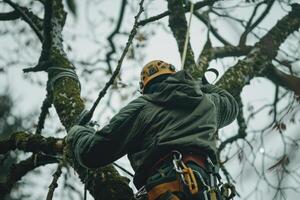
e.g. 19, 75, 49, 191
47, 67, 81, 92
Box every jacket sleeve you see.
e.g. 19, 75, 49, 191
67, 97, 145, 168
201, 84, 239, 128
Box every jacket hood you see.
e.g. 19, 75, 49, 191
144, 70, 204, 108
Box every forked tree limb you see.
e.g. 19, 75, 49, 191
3, 0, 43, 41
0, 154, 58, 199
216, 4, 300, 97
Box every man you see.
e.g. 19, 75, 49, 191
66, 60, 239, 200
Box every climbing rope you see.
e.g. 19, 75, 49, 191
181, 1, 194, 70
47, 66, 81, 91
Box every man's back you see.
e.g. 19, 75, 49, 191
67, 67, 238, 199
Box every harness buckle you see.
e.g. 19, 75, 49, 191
171, 151, 199, 195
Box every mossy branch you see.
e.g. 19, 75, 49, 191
0, 131, 63, 155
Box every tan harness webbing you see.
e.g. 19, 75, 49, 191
147, 180, 181, 200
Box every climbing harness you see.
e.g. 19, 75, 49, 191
135, 151, 236, 200
172, 150, 199, 195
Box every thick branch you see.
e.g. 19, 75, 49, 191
0, 131, 62, 155
41, 1, 141, 199
197, 44, 253, 75
263, 64, 300, 96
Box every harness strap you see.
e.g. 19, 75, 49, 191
147, 180, 181, 200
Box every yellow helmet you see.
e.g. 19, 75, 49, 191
140, 60, 176, 93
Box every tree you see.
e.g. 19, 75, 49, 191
0, 0, 299, 199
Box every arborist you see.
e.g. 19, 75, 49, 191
66, 60, 239, 200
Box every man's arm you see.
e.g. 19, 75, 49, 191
66, 97, 145, 168
201, 84, 239, 128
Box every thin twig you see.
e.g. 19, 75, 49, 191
106, 0, 127, 74
80, 0, 145, 125
46, 161, 64, 200
35, 92, 53, 134
137, 0, 215, 26
3, 0, 43, 41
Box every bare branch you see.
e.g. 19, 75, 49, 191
194, 11, 231, 46
106, 0, 127, 74
0, 154, 58, 198
0, 10, 19, 21
46, 161, 63, 200
138, 0, 215, 26
3, 0, 43, 42
263, 64, 300, 96
80, 0, 145, 125
217, 4, 300, 97
239, 0, 275, 46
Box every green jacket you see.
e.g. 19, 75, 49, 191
67, 70, 238, 188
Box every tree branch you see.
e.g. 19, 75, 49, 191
3, 0, 43, 42
81, 0, 144, 125
46, 161, 63, 200
194, 11, 231, 46
263, 64, 300, 96
0, 154, 58, 198
138, 0, 215, 26
0, 131, 62, 155
197, 44, 253, 74
105, 0, 127, 74
0, 10, 20, 21
239, 0, 275, 46
217, 4, 300, 97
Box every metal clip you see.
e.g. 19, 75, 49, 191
172, 151, 183, 173
134, 186, 147, 200
172, 151, 187, 185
